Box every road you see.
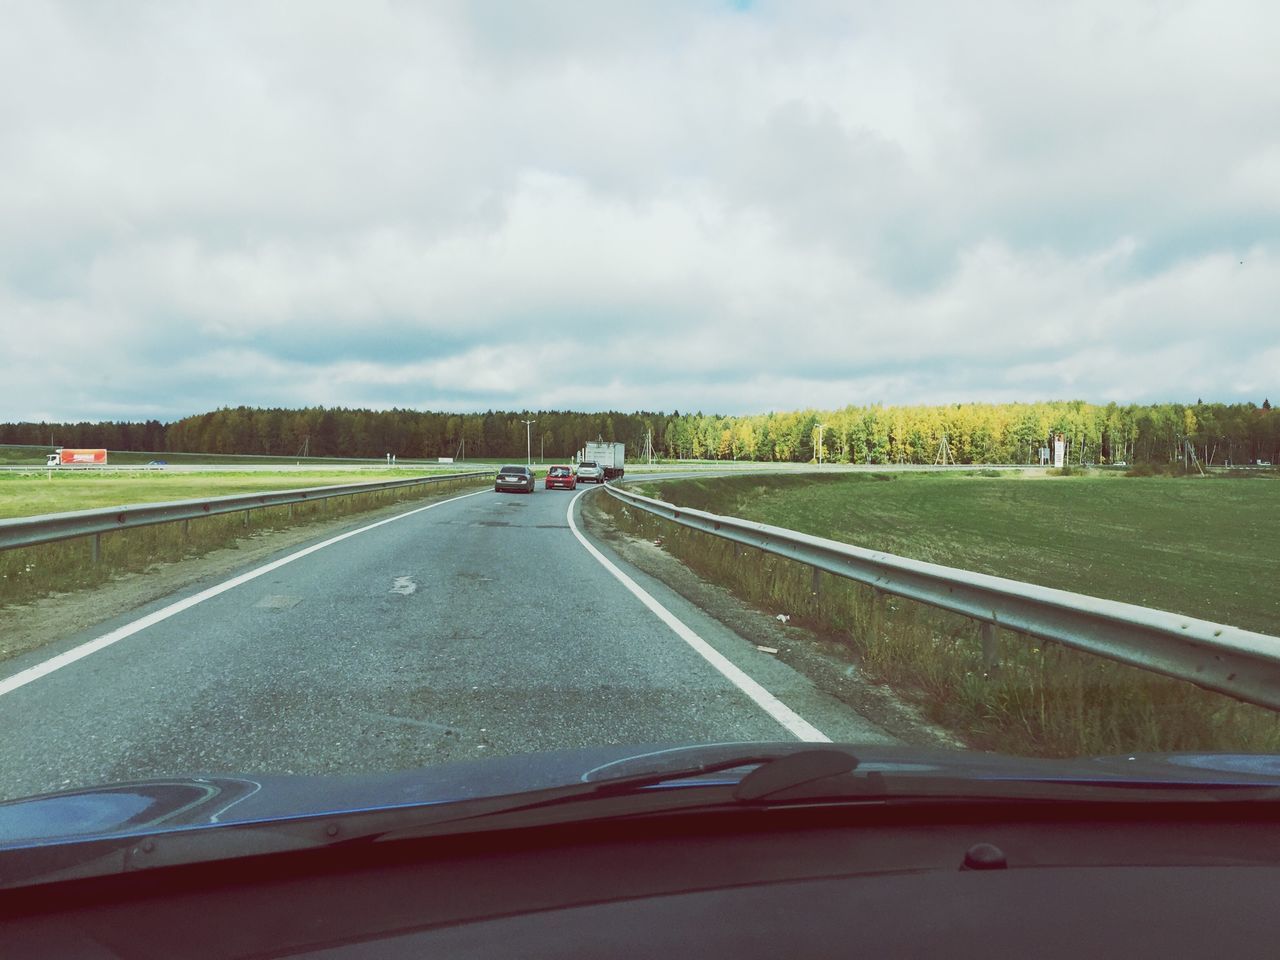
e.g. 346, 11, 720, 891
0, 483, 894, 801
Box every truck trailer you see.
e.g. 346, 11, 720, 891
577, 441, 625, 481
46, 448, 108, 467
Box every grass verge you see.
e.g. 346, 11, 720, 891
596, 472, 1280, 757
0, 468, 491, 520
630, 471, 1279, 634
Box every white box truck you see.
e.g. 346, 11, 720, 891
578, 441, 625, 481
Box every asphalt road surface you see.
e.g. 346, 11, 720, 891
0, 484, 894, 802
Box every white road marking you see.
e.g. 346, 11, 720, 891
390, 576, 418, 596
566, 489, 829, 743
0, 489, 489, 698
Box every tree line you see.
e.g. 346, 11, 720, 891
1, 400, 1276, 466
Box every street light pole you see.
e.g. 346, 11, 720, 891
521, 419, 536, 467
817, 423, 828, 467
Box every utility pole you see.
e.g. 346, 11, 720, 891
1184, 439, 1206, 477
816, 423, 828, 467
521, 419, 536, 467
935, 433, 954, 466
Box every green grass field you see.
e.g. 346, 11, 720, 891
639, 471, 1280, 635
603, 471, 1280, 757
0, 468, 508, 521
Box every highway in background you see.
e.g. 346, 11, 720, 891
0, 463, 466, 473
0, 461, 1040, 475
0, 484, 894, 802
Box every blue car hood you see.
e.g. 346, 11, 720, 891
5, 742, 1280, 848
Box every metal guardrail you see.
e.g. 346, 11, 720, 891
0, 472, 492, 555
603, 482, 1280, 711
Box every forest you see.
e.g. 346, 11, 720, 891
1, 400, 1276, 467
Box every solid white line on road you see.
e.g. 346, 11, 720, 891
566, 489, 830, 743
0, 489, 490, 699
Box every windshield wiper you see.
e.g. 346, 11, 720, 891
0, 749, 861, 890
364, 748, 861, 844
338, 750, 1280, 848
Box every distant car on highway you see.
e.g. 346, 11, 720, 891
147, 460, 167, 467
494, 464, 536, 494
545, 464, 576, 490
576, 460, 604, 484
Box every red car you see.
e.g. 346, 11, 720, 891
544, 464, 577, 490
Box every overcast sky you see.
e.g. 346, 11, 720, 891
2, 0, 1277, 423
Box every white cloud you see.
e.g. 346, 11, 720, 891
1, 0, 1276, 421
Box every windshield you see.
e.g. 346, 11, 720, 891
1, 1, 1278, 854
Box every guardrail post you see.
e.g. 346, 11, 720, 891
243, 510, 250, 527
287, 503, 294, 520
182, 519, 190, 537
810, 567, 822, 612
981, 622, 999, 676
91, 533, 101, 565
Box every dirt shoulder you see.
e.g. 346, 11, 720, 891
581, 496, 963, 749
0, 486, 485, 668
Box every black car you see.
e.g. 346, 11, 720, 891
494, 464, 536, 494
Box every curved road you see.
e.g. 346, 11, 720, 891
0, 484, 893, 802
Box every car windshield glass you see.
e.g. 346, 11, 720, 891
1, 0, 1277, 862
